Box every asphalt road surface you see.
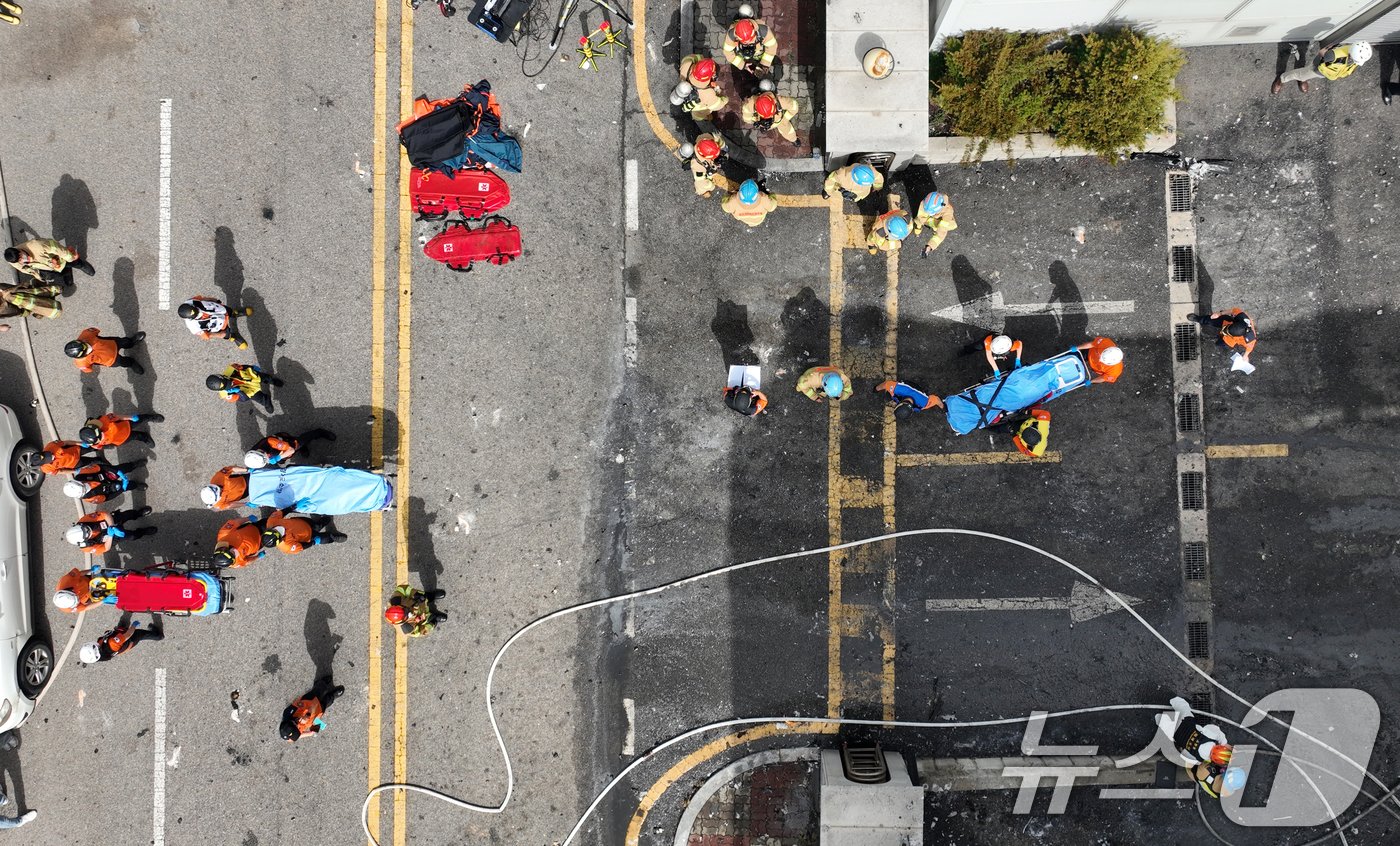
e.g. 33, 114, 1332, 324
2, 5, 1400, 846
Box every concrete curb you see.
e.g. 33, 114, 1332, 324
917, 755, 1176, 791
672, 747, 822, 846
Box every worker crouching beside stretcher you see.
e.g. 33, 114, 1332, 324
875, 380, 943, 419
1012, 409, 1051, 458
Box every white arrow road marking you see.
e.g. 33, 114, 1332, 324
924, 580, 1144, 623
930, 292, 1136, 330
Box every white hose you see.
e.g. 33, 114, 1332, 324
360, 529, 1400, 845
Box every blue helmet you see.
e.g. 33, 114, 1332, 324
851, 164, 876, 186
921, 191, 946, 215
886, 215, 911, 240
822, 373, 845, 398
1223, 768, 1247, 792
738, 179, 761, 204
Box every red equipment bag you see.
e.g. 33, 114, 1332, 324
410, 167, 511, 220
423, 216, 522, 272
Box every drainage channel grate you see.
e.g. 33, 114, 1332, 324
1170, 245, 1195, 282
1180, 472, 1205, 510
1168, 173, 1193, 212
1190, 690, 1214, 714
1174, 323, 1199, 362
1177, 394, 1202, 433
1182, 542, 1208, 581
1187, 622, 1211, 660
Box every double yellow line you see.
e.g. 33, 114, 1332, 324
368, 0, 414, 843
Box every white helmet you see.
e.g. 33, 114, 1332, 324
200, 485, 220, 507
989, 335, 1013, 356
64, 525, 87, 546
1351, 41, 1373, 65
243, 450, 268, 469
79, 643, 102, 665
53, 590, 79, 610
62, 480, 85, 498
1099, 345, 1124, 366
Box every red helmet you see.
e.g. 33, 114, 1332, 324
733, 18, 757, 44
754, 92, 778, 119
690, 58, 717, 84
383, 604, 406, 624
1209, 745, 1233, 766
696, 138, 721, 160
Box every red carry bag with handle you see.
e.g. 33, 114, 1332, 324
410, 167, 512, 220
423, 216, 522, 272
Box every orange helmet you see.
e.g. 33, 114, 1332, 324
696, 138, 721, 160
733, 18, 757, 44
754, 92, 778, 119
383, 604, 406, 624
1209, 745, 1233, 766
689, 58, 717, 84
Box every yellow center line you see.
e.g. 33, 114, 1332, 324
897, 451, 1063, 467
1204, 443, 1289, 459
623, 722, 839, 845
825, 197, 845, 719
880, 248, 898, 721
366, 0, 389, 839
392, 5, 414, 846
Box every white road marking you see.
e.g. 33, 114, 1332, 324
157, 98, 173, 311
624, 296, 638, 368
1099, 788, 1195, 800
153, 668, 167, 846
624, 159, 639, 232
622, 697, 636, 756
924, 581, 1144, 624
929, 291, 1136, 328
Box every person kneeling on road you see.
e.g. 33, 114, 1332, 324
65, 507, 156, 555
262, 509, 346, 554
215, 515, 267, 569
244, 428, 337, 469
280, 677, 345, 742
79, 412, 162, 449
208, 363, 281, 413
63, 459, 146, 505
722, 385, 767, 417
39, 439, 100, 476
80, 619, 164, 665
875, 380, 943, 419
202, 465, 250, 510
796, 366, 851, 402
1076, 337, 1124, 384
384, 584, 447, 638
4, 237, 93, 283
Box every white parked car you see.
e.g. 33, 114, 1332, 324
0, 402, 50, 733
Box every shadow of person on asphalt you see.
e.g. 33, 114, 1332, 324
1046, 260, 1087, 348
303, 599, 341, 683
406, 497, 444, 597
0, 731, 27, 813
779, 285, 828, 373
1381, 44, 1399, 104
239, 285, 279, 374
710, 299, 758, 367
50, 174, 98, 293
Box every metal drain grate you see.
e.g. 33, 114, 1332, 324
841, 743, 891, 784
1182, 542, 1208, 581
1173, 323, 1199, 362
1190, 690, 1214, 714
1177, 394, 1202, 433
1187, 622, 1210, 660
1170, 245, 1195, 282
1168, 173, 1193, 212
1180, 472, 1205, 510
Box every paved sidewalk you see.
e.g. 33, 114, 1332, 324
682, 0, 823, 169
685, 760, 819, 846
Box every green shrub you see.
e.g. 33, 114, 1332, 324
931, 27, 1185, 163
1050, 28, 1185, 159
933, 29, 1068, 163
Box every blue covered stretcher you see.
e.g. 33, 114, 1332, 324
247, 465, 394, 515
943, 350, 1090, 435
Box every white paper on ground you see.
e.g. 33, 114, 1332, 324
727, 365, 761, 390
1230, 353, 1256, 374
